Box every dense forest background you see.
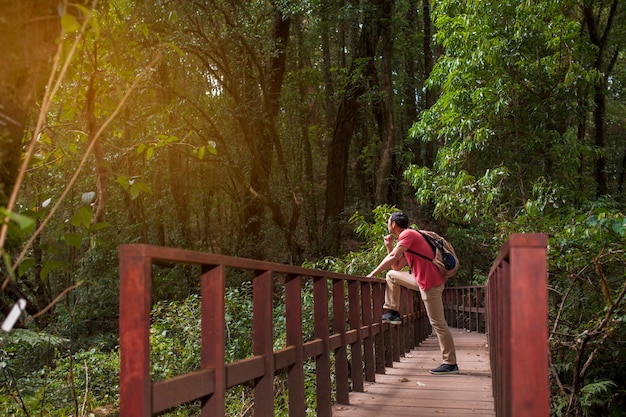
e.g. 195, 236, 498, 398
0, 0, 624, 416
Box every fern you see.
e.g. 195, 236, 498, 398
2, 328, 68, 348
579, 380, 617, 409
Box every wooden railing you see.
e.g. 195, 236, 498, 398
485, 233, 549, 417
118, 244, 430, 417
120, 233, 549, 417
443, 285, 487, 333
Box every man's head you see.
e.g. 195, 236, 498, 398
389, 212, 409, 230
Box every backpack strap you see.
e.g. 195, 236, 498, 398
405, 247, 433, 262
404, 231, 436, 273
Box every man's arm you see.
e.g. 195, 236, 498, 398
367, 244, 408, 278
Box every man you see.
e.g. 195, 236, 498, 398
367, 211, 459, 375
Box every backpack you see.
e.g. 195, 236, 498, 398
406, 230, 459, 279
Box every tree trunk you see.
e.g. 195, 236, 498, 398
0, 1, 59, 206
240, 6, 292, 259
582, 0, 619, 197
422, 0, 437, 167
322, 0, 385, 254
373, 1, 396, 204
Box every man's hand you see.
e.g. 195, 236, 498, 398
383, 234, 394, 250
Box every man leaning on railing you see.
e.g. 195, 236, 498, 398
366, 211, 459, 375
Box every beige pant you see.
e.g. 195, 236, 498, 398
384, 270, 457, 365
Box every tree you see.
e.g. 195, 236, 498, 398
0, 1, 60, 207
322, 0, 388, 254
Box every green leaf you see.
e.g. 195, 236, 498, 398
18, 258, 35, 276
1, 208, 35, 231
146, 147, 154, 160
64, 233, 84, 247
70, 206, 93, 229
40, 260, 68, 280
88, 222, 111, 233
61, 13, 81, 33
167, 42, 186, 58
116, 175, 130, 190
2, 251, 16, 282
129, 181, 152, 199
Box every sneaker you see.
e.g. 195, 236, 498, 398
429, 364, 459, 375
382, 310, 402, 325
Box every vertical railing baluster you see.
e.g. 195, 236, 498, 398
119, 246, 152, 417
314, 276, 331, 417
361, 281, 376, 382
348, 280, 364, 392
372, 281, 386, 374
285, 274, 305, 417
200, 264, 226, 417
253, 270, 274, 415
333, 278, 350, 404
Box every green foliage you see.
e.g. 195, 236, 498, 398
515, 199, 626, 416
404, 164, 508, 223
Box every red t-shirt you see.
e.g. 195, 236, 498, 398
397, 228, 444, 290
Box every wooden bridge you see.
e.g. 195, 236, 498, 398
118, 234, 549, 416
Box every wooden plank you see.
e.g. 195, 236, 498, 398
332, 330, 495, 417
152, 369, 215, 414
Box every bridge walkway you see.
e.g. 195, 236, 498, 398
332, 330, 494, 417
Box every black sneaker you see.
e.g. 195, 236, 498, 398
429, 364, 459, 375
382, 310, 402, 325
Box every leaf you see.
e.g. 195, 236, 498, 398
64, 233, 84, 247
116, 175, 130, 190
2, 251, 16, 282
70, 206, 93, 229
61, 13, 81, 33
167, 42, 186, 58
146, 147, 154, 160
1, 208, 35, 231
198, 146, 206, 160
129, 181, 152, 199
88, 222, 111, 233
611, 218, 625, 236
18, 258, 35, 276
40, 260, 68, 280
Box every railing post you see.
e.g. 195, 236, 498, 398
372, 281, 386, 374
285, 274, 305, 417
333, 278, 350, 404
314, 276, 332, 417
361, 281, 376, 382
253, 270, 274, 416
488, 233, 549, 417
200, 264, 226, 417
119, 246, 152, 417
348, 280, 364, 392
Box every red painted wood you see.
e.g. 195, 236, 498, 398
119, 247, 152, 417
200, 264, 225, 416
333, 278, 350, 405
361, 281, 376, 382
285, 274, 305, 417
314, 276, 332, 417
487, 233, 549, 417
253, 270, 274, 416
348, 279, 364, 392
118, 236, 548, 417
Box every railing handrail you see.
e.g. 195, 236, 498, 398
486, 233, 549, 417
119, 243, 430, 417
120, 233, 550, 417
